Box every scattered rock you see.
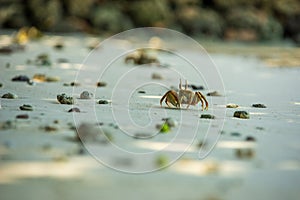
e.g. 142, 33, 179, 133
16, 114, 29, 119
1, 92, 18, 99
256, 127, 265, 131
138, 90, 146, 94
235, 148, 255, 159
252, 103, 267, 108
57, 58, 69, 63
57, 93, 74, 104
207, 91, 222, 96
80, 91, 93, 99
233, 111, 250, 119
44, 125, 58, 132
125, 49, 160, 65
98, 100, 109, 104
11, 75, 30, 82
35, 53, 52, 66
197, 140, 207, 148
19, 104, 33, 111
226, 103, 239, 108
53, 42, 64, 50
231, 132, 241, 137
188, 84, 204, 90
33, 74, 60, 82
96, 81, 107, 87
0, 83, 2, 87
68, 107, 80, 112
76, 123, 113, 144
245, 136, 256, 142
152, 73, 163, 80
200, 114, 215, 119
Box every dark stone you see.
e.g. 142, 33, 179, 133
68, 107, 80, 112
1, 93, 17, 99
200, 114, 215, 119
233, 111, 250, 119
188, 84, 204, 90
11, 75, 30, 82
19, 104, 33, 111
231, 132, 241, 137
98, 100, 109, 104
138, 90, 146, 94
207, 91, 222, 96
16, 114, 29, 119
96, 81, 107, 87
245, 136, 256, 142
252, 103, 267, 108
57, 93, 74, 104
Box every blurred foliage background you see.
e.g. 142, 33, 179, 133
1, 0, 300, 44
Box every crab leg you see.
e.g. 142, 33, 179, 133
196, 92, 208, 110
160, 90, 180, 108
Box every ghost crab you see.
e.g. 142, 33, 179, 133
160, 79, 208, 110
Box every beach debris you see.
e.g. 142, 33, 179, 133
252, 103, 267, 108
33, 74, 60, 82
80, 91, 93, 99
76, 123, 113, 144
156, 154, 169, 168
245, 136, 256, 142
0, 83, 2, 87
19, 104, 33, 111
68, 107, 80, 112
63, 81, 80, 86
162, 117, 178, 128
233, 111, 250, 119
200, 114, 215, 119
160, 79, 208, 110
156, 122, 170, 133
235, 148, 255, 159
1, 92, 18, 99
57, 93, 74, 104
138, 90, 146, 94
98, 100, 109, 104
125, 49, 160, 65
35, 53, 52, 66
207, 91, 222, 96
96, 81, 107, 87
16, 114, 29, 119
11, 75, 30, 82
12, 26, 43, 44
0, 44, 25, 54
226, 103, 239, 108
151, 72, 163, 80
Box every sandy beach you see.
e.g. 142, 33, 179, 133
1, 30, 300, 200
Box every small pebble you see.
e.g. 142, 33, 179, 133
80, 91, 93, 99
11, 75, 30, 82
245, 136, 256, 142
57, 93, 74, 104
138, 90, 146, 94
19, 104, 33, 111
226, 103, 239, 108
188, 84, 204, 90
16, 114, 29, 119
231, 132, 241, 137
44, 125, 58, 132
200, 114, 215, 119
70, 82, 80, 86
1, 92, 18, 99
68, 107, 80, 112
77, 123, 112, 144
53, 42, 64, 50
252, 103, 267, 108
57, 58, 69, 63
98, 100, 109, 104
235, 148, 255, 159
207, 91, 222, 96
0, 83, 3, 87
233, 111, 250, 119
96, 81, 107, 87
151, 73, 163, 80
0, 120, 16, 130
35, 53, 52, 66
